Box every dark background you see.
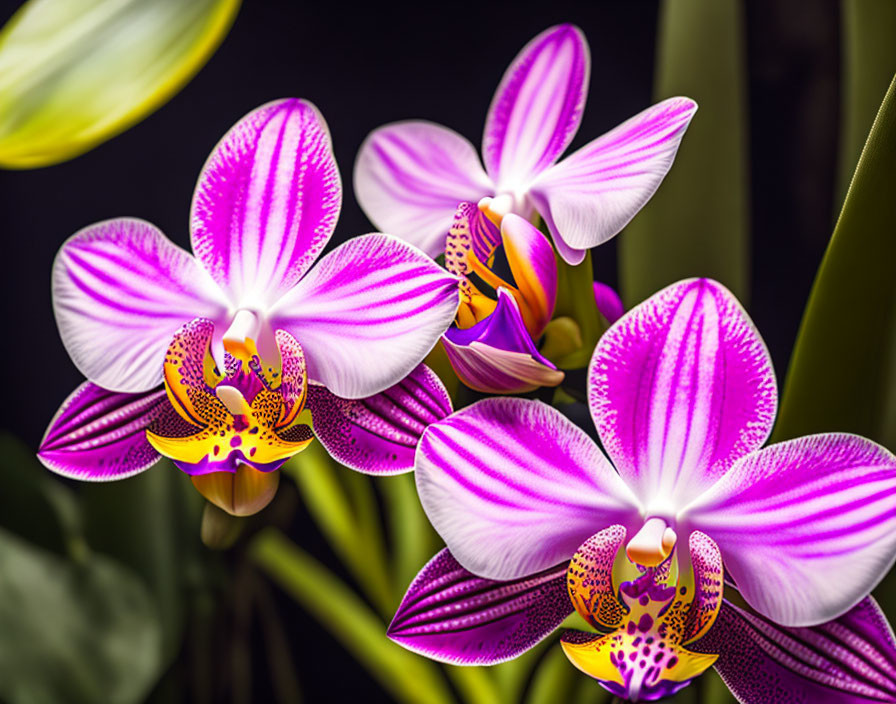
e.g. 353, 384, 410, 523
0, 1, 841, 701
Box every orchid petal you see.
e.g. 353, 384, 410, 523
589, 278, 777, 511
270, 233, 459, 399
388, 548, 570, 665
53, 218, 228, 393
593, 281, 624, 324
682, 433, 896, 627
442, 289, 563, 394
354, 121, 494, 257
483, 24, 589, 190
694, 598, 896, 703
305, 364, 452, 475
38, 382, 191, 480
416, 397, 641, 581
501, 214, 557, 338
529, 98, 697, 263
0, 0, 239, 168
191, 99, 342, 307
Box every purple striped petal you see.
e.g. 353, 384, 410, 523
416, 397, 641, 581
53, 219, 229, 393
388, 548, 571, 665
695, 598, 896, 703
682, 434, 896, 627
191, 99, 342, 307
529, 98, 697, 264
354, 122, 494, 257
483, 24, 589, 191
589, 278, 777, 512
593, 281, 624, 324
38, 382, 191, 480
270, 233, 459, 399
442, 289, 563, 394
305, 364, 452, 475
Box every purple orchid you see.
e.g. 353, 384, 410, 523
354, 24, 697, 265
390, 278, 896, 702
38, 98, 459, 515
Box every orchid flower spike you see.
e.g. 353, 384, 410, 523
355, 24, 697, 265
38, 99, 458, 515
390, 278, 896, 702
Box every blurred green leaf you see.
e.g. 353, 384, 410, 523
380, 472, 440, 596
838, 0, 896, 201
81, 463, 203, 662
0, 432, 82, 557
523, 645, 579, 704
0, 0, 240, 168
251, 528, 454, 704
0, 527, 162, 704
552, 251, 605, 369
284, 443, 393, 616
619, 0, 750, 306
774, 75, 896, 449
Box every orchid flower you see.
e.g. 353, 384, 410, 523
38, 98, 459, 515
390, 278, 896, 702
354, 24, 697, 265
439, 201, 562, 394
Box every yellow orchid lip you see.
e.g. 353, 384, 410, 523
562, 527, 723, 701
146, 317, 313, 515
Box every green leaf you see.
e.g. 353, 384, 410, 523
523, 645, 580, 704
81, 463, 203, 662
619, 0, 750, 306
773, 75, 896, 449
284, 443, 393, 616
0, 0, 240, 168
380, 472, 440, 596
0, 527, 162, 704
838, 1, 896, 201
250, 528, 454, 704
552, 250, 605, 370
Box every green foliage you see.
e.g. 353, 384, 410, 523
0, 0, 239, 168
774, 75, 896, 449
619, 0, 750, 306
838, 1, 896, 200
0, 434, 165, 704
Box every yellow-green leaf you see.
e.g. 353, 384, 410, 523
0, 0, 239, 168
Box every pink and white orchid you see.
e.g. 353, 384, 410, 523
390, 278, 896, 702
39, 98, 459, 515
354, 24, 697, 265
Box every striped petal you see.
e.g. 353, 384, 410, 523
354, 122, 494, 257
442, 289, 563, 394
305, 364, 452, 475
388, 549, 570, 665
483, 24, 589, 191
694, 598, 896, 703
38, 382, 191, 480
529, 98, 697, 264
682, 434, 896, 627
53, 218, 229, 393
191, 99, 342, 307
416, 397, 641, 581
270, 234, 459, 399
589, 278, 777, 512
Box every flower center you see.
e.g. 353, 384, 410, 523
146, 318, 312, 515
561, 527, 723, 701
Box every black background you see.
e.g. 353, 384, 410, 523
0, 1, 842, 701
